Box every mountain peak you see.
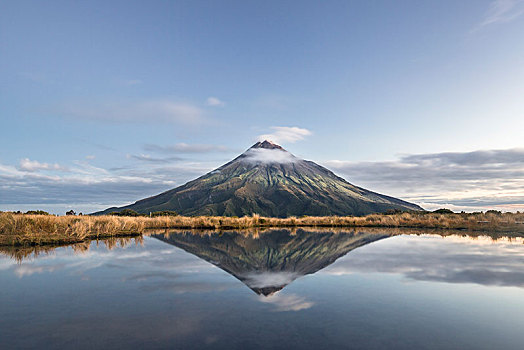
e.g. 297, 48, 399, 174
96, 140, 423, 217
250, 140, 285, 150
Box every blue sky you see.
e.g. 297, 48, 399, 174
1, 0, 524, 214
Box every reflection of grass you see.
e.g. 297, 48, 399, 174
1, 212, 524, 246
0, 236, 143, 263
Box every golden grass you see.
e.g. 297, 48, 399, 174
0, 213, 145, 246
1, 211, 524, 246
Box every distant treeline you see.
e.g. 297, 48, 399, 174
108, 209, 178, 217
0, 208, 515, 217
2, 210, 52, 215
0, 209, 179, 217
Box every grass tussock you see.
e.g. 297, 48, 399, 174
0, 213, 145, 246
1, 211, 524, 246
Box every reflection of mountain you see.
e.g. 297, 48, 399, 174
152, 229, 389, 295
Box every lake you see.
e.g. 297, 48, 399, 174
1, 228, 523, 349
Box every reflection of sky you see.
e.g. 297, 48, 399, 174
257, 292, 314, 312
1, 233, 524, 349
322, 234, 524, 288
0, 238, 238, 293
242, 272, 299, 289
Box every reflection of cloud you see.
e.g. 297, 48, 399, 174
242, 148, 298, 164
124, 271, 181, 282
14, 263, 66, 277
242, 272, 298, 289
140, 281, 236, 294
1, 239, 240, 300
123, 266, 238, 292
323, 234, 524, 288
437, 234, 524, 245
258, 292, 314, 312
2, 240, 212, 277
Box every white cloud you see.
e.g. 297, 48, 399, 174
324, 147, 524, 212
242, 148, 298, 164
85, 155, 96, 160
19, 158, 68, 172
0, 155, 221, 214
206, 97, 225, 107
258, 126, 312, 144
477, 0, 524, 28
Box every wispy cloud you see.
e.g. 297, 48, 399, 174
258, 126, 312, 144
324, 147, 524, 212
55, 99, 206, 125
206, 97, 225, 107
476, 0, 524, 29
144, 143, 230, 154
0, 156, 220, 213
126, 154, 184, 163
18, 158, 68, 172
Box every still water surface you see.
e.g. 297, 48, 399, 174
1, 228, 523, 349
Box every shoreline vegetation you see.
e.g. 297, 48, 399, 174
1, 210, 524, 247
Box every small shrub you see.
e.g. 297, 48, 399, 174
25, 210, 49, 215
150, 211, 178, 217
110, 209, 142, 217
433, 208, 454, 214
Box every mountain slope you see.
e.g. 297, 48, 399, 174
96, 140, 423, 217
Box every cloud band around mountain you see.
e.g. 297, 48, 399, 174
1, 147, 523, 214
325, 148, 524, 212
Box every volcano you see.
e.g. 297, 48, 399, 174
97, 140, 422, 217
